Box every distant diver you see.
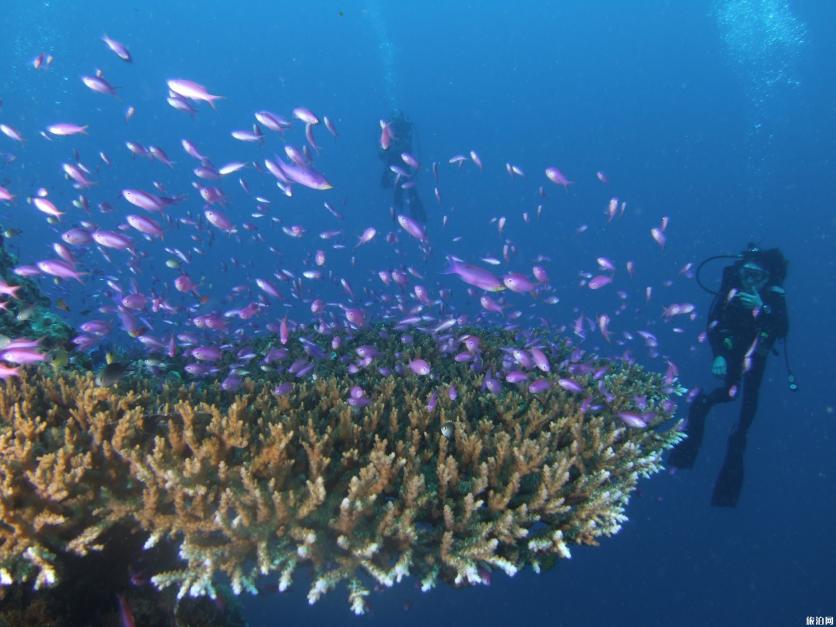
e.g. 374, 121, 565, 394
379, 111, 426, 224
669, 244, 795, 507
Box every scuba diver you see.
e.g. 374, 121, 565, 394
669, 244, 793, 507
379, 111, 426, 224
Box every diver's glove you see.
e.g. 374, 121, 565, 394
712, 355, 727, 377
738, 290, 763, 310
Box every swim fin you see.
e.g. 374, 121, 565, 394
668, 394, 712, 469
711, 432, 746, 507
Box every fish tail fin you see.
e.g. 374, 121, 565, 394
208, 95, 225, 110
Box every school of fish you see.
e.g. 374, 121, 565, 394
0, 35, 703, 407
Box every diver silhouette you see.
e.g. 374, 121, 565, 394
669, 244, 791, 507
379, 111, 426, 224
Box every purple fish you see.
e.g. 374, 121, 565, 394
93, 230, 133, 251
61, 228, 93, 246
102, 35, 132, 62
588, 275, 613, 290
274, 157, 332, 191
82, 75, 117, 96
293, 107, 319, 125
221, 373, 243, 392
255, 278, 281, 299
0, 347, 46, 365
205, 209, 235, 232
558, 378, 584, 394
505, 371, 528, 384
336, 307, 360, 328
529, 379, 552, 394
121, 293, 147, 310
273, 382, 293, 396
545, 166, 572, 187
192, 346, 221, 362
122, 189, 170, 212
484, 377, 502, 395
167, 79, 223, 109
503, 273, 537, 293
529, 347, 551, 373
80, 320, 111, 335
126, 215, 163, 238
47, 123, 88, 136
409, 359, 431, 376
397, 214, 427, 242
255, 111, 290, 132
443, 257, 504, 292
617, 412, 647, 428
36, 259, 86, 282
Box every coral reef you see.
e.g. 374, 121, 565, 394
0, 326, 682, 616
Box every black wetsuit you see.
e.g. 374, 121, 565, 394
379, 115, 426, 223
669, 263, 789, 507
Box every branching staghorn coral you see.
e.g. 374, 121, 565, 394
0, 327, 683, 615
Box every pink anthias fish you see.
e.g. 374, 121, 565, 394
502, 272, 538, 294
102, 35, 132, 62
256, 278, 281, 299
0, 364, 20, 380
401, 152, 419, 169
205, 209, 235, 232
408, 358, 431, 376
650, 227, 666, 248
174, 274, 199, 294
662, 303, 695, 319
36, 259, 86, 282
92, 229, 133, 251
443, 257, 504, 293
62, 227, 93, 246
0, 124, 24, 143
469, 150, 483, 170
0, 345, 46, 365
273, 157, 332, 191
293, 107, 319, 125
598, 314, 611, 342
82, 74, 117, 96
0, 280, 21, 298
62, 163, 95, 188
617, 412, 647, 428
545, 166, 572, 187
557, 378, 584, 394
32, 197, 64, 219
356, 227, 377, 247
396, 214, 427, 242
343, 307, 366, 328
650, 217, 668, 248
379, 120, 393, 150
323, 116, 338, 136
596, 257, 616, 272
126, 214, 164, 238
122, 189, 177, 212
46, 123, 88, 137
255, 111, 291, 132
588, 275, 613, 290
167, 79, 223, 109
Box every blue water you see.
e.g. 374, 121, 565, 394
1, 1, 833, 625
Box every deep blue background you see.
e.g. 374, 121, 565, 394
1, 1, 833, 625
